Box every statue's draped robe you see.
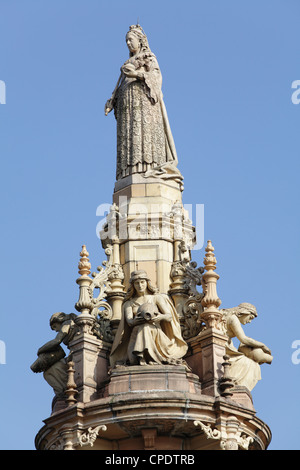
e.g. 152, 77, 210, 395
225, 336, 261, 391
113, 51, 178, 180
110, 294, 187, 367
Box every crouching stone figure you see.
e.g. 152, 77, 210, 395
31, 312, 78, 397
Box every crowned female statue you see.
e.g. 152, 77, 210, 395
105, 25, 180, 181
110, 270, 188, 367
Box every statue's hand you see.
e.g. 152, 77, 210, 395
132, 314, 145, 326
122, 63, 143, 79
104, 99, 113, 116
262, 345, 272, 355
151, 312, 162, 323
122, 63, 135, 74
124, 70, 138, 78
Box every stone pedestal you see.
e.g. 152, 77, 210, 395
70, 315, 110, 403
196, 327, 227, 397
186, 329, 227, 395
106, 364, 201, 396
108, 175, 195, 294
231, 386, 255, 411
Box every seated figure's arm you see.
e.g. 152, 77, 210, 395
37, 332, 66, 355
154, 295, 172, 323
124, 304, 145, 327
228, 316, 270, 352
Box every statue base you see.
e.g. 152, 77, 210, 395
35, 362, 271, 450
231, 385, 255, 411
105, 364, 201, 396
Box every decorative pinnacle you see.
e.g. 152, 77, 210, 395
203, 240, 217, 271
201, 240, 222, 324
78, 245, 91, 276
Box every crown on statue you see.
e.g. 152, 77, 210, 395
128, 24, 146, 36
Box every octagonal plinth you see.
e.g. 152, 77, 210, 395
35, 364, 271, 450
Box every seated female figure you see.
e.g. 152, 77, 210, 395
221, 303, 273, 391
110, 270, 188, 367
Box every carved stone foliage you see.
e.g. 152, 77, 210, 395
194, 420, 221, 441
194, 418, 254, 450
181, 298, 205, 340
78, 425, 107, 448
91, 305, 114, 343
169, 240, 205, 340
49, 425, 107, 450
75, 243, 125, 343
88, 254, 115, 342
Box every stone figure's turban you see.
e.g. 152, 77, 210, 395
238, 303, 258, 317
129, 270, 150, 283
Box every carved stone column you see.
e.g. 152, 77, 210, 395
168, 260, 190, 322
61, 430, 77, 451
222, 416, 240, 450
105, 235, 126, 327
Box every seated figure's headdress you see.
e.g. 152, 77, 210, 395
129, 270, 150, 283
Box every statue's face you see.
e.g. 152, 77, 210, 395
133, 278, 147, 295
50, 321, 60, 332
240, 313, 255, 325
126, 32, 139, 54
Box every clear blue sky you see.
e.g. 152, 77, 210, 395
0, 0, 299, 450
